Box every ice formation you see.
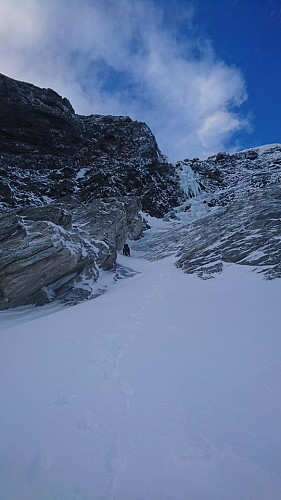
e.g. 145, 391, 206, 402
179, 163, 201, 198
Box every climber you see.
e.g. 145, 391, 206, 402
123, 243, 131, 257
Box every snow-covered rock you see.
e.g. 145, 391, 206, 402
139, 145, 281, 279
177, 144, 281, 206
175, 186, 281, 279
0, 73, 175, 308
0, 197, 143, 309
0, 73, 184, 216
0, 206, 100, 309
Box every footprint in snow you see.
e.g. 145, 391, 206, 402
53, 392, 78, 406
77, 412, 101, 432
27, 448, 50, 482
174, 432, 214, 463
119, 379, 134, 396
107, 435, 127, 474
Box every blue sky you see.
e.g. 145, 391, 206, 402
0, 0, 280, 160
192, 0, 281, 151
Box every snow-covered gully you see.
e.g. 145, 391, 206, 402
0, 231, 281, 499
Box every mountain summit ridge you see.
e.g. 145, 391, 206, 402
0, 72, 183, 216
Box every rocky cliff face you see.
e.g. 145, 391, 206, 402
175, 145, 281, 278
0, 73, 184, 216
0, 73, 183, 309
0, 197, 142, 309
137, 144, 281, 280
177, 144, 281, 206
2, 72, 280, 310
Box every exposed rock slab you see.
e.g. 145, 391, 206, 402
70, 196, 143, 270
0, 196, 143, 309
175, 187, 281, 279
0, 207, 97, 309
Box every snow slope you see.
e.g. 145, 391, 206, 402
1, 248, 281, 499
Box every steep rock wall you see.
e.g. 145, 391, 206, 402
0, 73, 184, 216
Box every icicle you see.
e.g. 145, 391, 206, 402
179, 163, 201, 198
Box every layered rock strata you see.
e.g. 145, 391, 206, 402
138, 145, 281, 280
0, 197, 143, 309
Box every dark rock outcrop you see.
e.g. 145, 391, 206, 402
0, 73, 184, 216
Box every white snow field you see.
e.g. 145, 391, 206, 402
1, 247, 281, 499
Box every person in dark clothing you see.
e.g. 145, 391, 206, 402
123, 243, 131, 256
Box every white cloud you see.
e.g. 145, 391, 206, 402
199, 110, 242, 149
0, 0, 249, 160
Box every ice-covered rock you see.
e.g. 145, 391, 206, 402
0, 207, 98, 309
0, 196, 143, 309
177, 144, 281, 206
70, 196, 143, 270
0, 73, 184, 216
175, 186, 281, 279
138, 145, 281, 280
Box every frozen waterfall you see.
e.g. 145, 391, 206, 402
179, 163, 201, 198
